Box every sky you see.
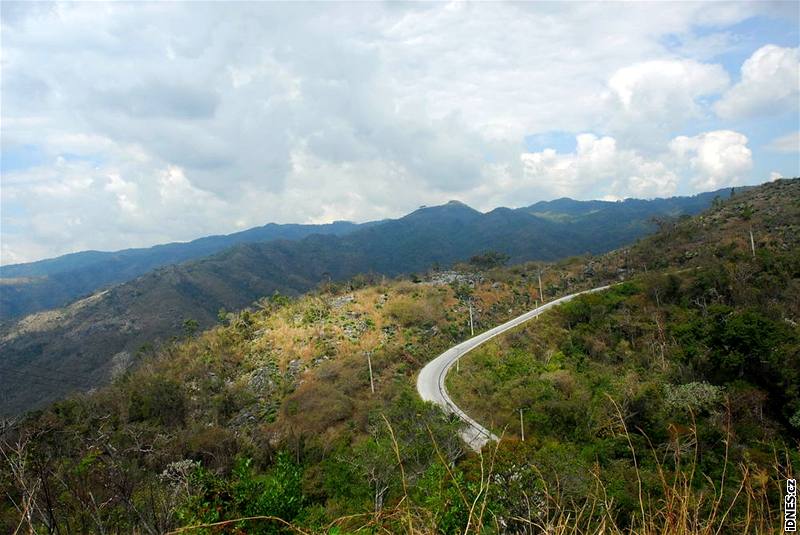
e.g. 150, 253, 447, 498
1, 1, 799, 265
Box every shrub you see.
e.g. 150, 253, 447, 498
127, 376, 186, 427
178, 453, 304, 534
386, 294, 445, 328
663, 381, 724, 414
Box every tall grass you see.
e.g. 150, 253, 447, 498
164, 409, 791, 535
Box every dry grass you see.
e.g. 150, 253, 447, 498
165, 411, 790, 535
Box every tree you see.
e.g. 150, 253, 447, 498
469, 251, 510, 270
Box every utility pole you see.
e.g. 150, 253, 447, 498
367, 352, 375, 394
519, 408, 525, 442
749, 226, 756, 258
538, 267, 545, 304
468, 299, 475, 336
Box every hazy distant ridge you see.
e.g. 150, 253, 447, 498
0, 189, 730, 415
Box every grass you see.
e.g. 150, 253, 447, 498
163, 411, 788, 535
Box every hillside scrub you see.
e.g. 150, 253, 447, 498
1, 179, 799, 534
2, 266, 576, 533
447, 185, 800, 531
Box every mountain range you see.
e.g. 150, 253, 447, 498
0, 188, 732, 414
2, 178, 797, 533
0, 220, 365, 320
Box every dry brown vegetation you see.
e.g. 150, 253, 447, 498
2, 179, 798, 534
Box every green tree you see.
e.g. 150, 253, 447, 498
469, 251, 510, 270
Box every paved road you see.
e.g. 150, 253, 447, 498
416, 285, 611, 451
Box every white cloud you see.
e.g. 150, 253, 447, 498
605, 59, 730, 150
670, 130, 753, 190
714, 45, 800, 119
609, 60, 728, 110
766, 131, 800, 153
0, 1, 786, 263
519, 133, 678, 199
520, 134, 616, 197
517, 129, 754, 201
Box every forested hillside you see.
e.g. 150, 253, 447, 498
1, 178, 797, 534
0, 190, 726, 415
0, 221, 365, 320
0, 190, 727, 323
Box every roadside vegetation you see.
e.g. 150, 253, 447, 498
2, 179, 798, 533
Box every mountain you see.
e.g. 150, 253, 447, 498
0, 220, 365, 320
0, 190, 735, 322
0, 189, 728, 415
524, 190, 725, 219
1, 179, 796, 534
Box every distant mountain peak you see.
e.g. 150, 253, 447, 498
406, 200, 482, 220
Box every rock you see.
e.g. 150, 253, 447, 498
381, 324, 397, 341
342, 316, 370, 341
424, 270, 483, 286
312, 355, 331, 366
330, 294, 356, 309
109, 351, 132, 379
229, 408, 258, 427
248, 365, 278, 395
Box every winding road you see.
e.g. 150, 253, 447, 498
416, 285, 611, 451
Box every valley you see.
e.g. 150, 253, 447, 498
0, 190, 727, 415
1, 178, 797, 533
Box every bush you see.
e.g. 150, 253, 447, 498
178, 453, 304, 534
386, 294, 445, 328
663, 381, 724, 414
469, 251, 510, 269
127, 376, 186, 427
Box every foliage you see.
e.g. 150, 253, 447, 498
662, 381, 724, 413
468, 251, 510, 269
127, 375, 186, 427
1, 185, 739, 416
177, 453, 304, 534
2, 179, 799, 533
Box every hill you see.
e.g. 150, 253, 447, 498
0, 190, 728, 415
0, 191, 729, 322
0, 220, 365, 320
0, 178, 797, 534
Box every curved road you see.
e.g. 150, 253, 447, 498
417, 285, 611, 451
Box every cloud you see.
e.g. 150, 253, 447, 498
714, 45, 800, 119
670, 130, 753, 190
519, 133, 679, 199
518, 129, 754, 200
95, 81, 220, 120
766, 131, 800, 153
605, 59, 730, 150
608, 60, 729, 111
520, 134, 618, 198
0, 1, 788, 263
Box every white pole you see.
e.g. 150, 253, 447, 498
749, 227, 756, 258
538, 269, 545, 304
367, 352, 375, 394
468, 300, 474, 336
519, 408, 525, 441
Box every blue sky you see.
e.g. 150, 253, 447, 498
1, 1, 798, 264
